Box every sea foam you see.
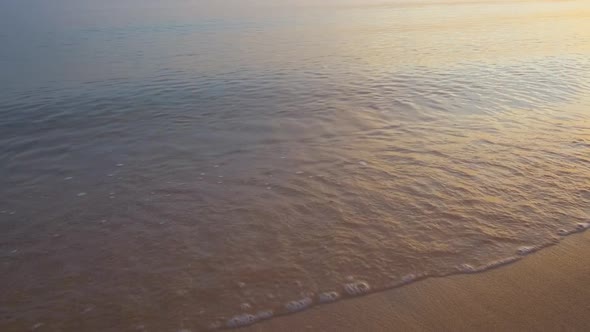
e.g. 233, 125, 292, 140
344, 281, 371, 296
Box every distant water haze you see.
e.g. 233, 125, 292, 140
1, 0, 589, 331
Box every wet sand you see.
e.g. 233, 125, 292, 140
242, 231, 590, 331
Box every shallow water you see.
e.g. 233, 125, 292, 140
1, 0, 590, 331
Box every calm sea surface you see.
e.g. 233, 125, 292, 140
1, 0, 590, 330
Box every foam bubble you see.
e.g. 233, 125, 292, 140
481, 256, 520, 270
456, 263, 477, 273
344, 281, 371, 296
516, 246, 539, 256
32, 323, 44, 330
400, 273, 419, 284
318, 291, 340, 303
285, 297, 313, 312
256, 310, 274, 320
457, 256, 521, 274
226, 314, 258, 328
557, 223, 590, 237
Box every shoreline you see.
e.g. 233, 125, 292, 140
240, 230, 590, 331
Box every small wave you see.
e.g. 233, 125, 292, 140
214, 223, 590, 330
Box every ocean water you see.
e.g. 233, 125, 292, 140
1, 0, 590, 330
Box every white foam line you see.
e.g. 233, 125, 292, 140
285, 297, 313, 313
557, 222, 590, 236
215, 222, 590, 330
344, 280, 371, 296
318, 291, 340, 303
517, 245, 541, 256
225, 313, 258, 328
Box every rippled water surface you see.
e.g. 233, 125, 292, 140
1, 0, 590, 331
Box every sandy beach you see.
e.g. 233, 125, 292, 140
243, 231, 590, 331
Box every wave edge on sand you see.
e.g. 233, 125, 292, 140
211, 222, 589, 330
